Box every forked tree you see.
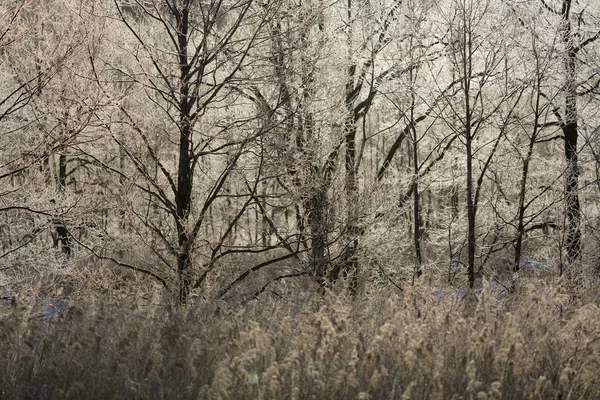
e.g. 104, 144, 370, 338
88, 0, 277, 303
438, 0, 526, 287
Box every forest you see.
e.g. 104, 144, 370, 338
1, 0, 600, 398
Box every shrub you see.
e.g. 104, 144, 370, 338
1, 277, 599, 399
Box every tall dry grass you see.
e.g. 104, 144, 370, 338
1, 275, 599, 399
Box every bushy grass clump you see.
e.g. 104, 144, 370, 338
1, 278, 599, 399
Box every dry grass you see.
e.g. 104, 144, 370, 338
1, 273, 600, 400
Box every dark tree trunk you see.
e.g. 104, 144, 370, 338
52, 219, 72, 257
561, 0, 581, 264
514, 75, 542, 272
450, 182, 459, 218
58, 154, 67, 188
514, 147, 534, 273
462, 28, 476, 289
52, 154, 72, 257
307, 187, 328, 289
412, 162, 422, 276
514, 168, 530, 272
175, 2, 193, 303
466, 132, 476, 289
342, 116, 359, 291
337, 0, 359, 293
409, 64, 422, 280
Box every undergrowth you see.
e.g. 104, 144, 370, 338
1, 276, 600, 399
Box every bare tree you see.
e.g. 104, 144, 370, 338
439, 0, 524, 287
559, 0, 582, 263
87, 0, 278, 303
0, 0, 92, 263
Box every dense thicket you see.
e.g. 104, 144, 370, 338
2, 0, 600, 303
2, 1, 600, 397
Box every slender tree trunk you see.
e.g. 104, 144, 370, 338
343, 116, 359, 290
409, 64, 422, 279
53, 152, 72, 257
514, 76, 542, 272
466, 135, 476, 288
297, 65, 330, 287
58, 154, 67, 188
294, 5, 335, 291
176, 2, 194, 303
412, 174, 422, 275
462, 14, 476, 289
514, 148, 533, 273
561, 0, 581, 263
339, 0, 359, 292
307, 187, 328, 288
514, 149, 534, 272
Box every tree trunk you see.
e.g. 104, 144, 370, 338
58, 154, 67, 188
514, 75, 542, 272
342, 116, 359, 291
462, 23, 476, 289
409, 63, 422, 280
175, 2, 194, 303
514, 146, 534, 273
307, 187, 328, 289
561, 0, 581, 263
466, 132, 476, 288
412, 148, 422, 278
338, 0, 359, 293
